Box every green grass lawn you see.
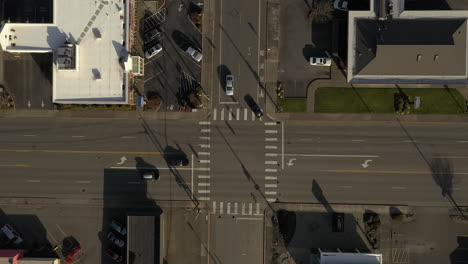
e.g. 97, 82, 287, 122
277, 98, 307, 112
315, 88, 467, 114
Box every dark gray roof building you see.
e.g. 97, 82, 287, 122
348, 0, 468, 84
127, 214, 162, 264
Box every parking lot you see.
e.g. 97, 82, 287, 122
278, 0, 332, 98
141, 0, 203, 111
2, 52, 54, 109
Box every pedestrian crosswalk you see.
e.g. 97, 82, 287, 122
211, 107, 263, 121
197, 121, 212, 201
211, 201, 263, 216
264, 121, 280, 203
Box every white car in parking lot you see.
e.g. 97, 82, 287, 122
145, 43, 163, 59
185, 46, 203, 62
225, 75, 234, 96
310, 57, 332, 66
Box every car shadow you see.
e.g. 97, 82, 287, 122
216, 65, 231, 93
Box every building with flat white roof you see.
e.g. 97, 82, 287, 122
0, 0, 130, 104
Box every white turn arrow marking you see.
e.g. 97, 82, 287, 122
116, 156, 127, 165
27, 101, 31, 108
287, 158, 296, 166
41, 100, 45, 108
361, 159, 373, 168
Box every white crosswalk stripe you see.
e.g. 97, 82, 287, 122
211, 201, 263, 215
211, 108, 264, 122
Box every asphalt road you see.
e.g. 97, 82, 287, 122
278, 121, 468, 206
209, 0, 264, 108
0, 118, 203, 202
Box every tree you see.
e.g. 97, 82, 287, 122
308, 0, 333, 24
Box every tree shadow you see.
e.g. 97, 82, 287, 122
429, 156, 464, 216
311, 179, 333, 214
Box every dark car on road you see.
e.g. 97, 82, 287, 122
244, 94, 263, 118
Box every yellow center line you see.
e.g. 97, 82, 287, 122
0, 149, 162, 155
320, 169, 468, 175
0, 165, 32, 167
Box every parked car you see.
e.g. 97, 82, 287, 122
110, 220, 127, 236
334, 0, 349, 10
145, 43, 163, 59
141, 170, 160, 181
104, 248, 123, 263
0, 224, 24, 245
185, 46, 203, 62
310, 57, 332, 66
225, 75, 234, 96
64, 245, 81, 263
143, 27, 161, 42
107, 232, 125, 248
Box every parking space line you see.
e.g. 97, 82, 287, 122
244, 108, 248, 120
199, 160, 211, 163
236, 108, 240, 120
198, 189, 211, 193
265, 191, 277, 195
200, 136, 211, 140
198, 175, 211, 179
199, 121, 211, 125
212, 201, 217, 213
265, 145, 278, 149
265, 176, 277, 180
251, 111, 255, 120
265, 138, 278, 141
265, 161, 277, 165
265, 184, 277, 188
199, 197, 211, 201
265, 168, 277, 172
228, 109, 232, 121
265, 130, 277, 134
201, 129, 211, 133
264, 122, 277, 126
221, 109, 225, 121
213, 108, 217, 120
199, 144, 211, 148
266, 153, 278, 157
198, 152, 211, 156
267, 198, 276, 202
